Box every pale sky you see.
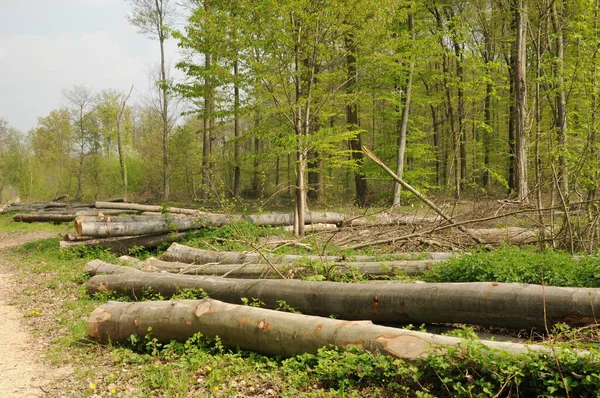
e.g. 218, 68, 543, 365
0, 0, 183, 132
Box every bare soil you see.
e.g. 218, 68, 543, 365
0, 231, 71, 397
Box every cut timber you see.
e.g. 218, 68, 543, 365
346, 214, 442, 226
13, 209, 138, 223
60, 232, 186, 254
162, 242, 453, 265
282, 223, 338, 233
245, 212, 343, 226
88, 299, 550, 359
74, 215, 237, 237
94, 201, 205, 215
86, 264, 600, 329
465, 227, 541, 244
135, 257, 439, 277
14, 213, 76, 223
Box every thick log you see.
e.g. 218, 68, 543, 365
14, 213, 76, 223
162, 242, 454, 265
74, 215, 236, 237
346, 214, 442, 226
94, 201, 196, 215
60, 232, 186, 254
88, 299, 549, 359
84, 260, 140, 275
464, 227, 541, 244
245, 212, 343, 226
86, 265, 600, 329
137, 257, 438, 278
282, 223, 339, 233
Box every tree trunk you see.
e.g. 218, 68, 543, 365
94, 201, 205, 215
74, 215, 239, 237
233, 56, 241, 199
393, 12, 415, 206
86, 269, 600, 329
514, 0, 529, 203
88, 298, 551, 359
14, 213, 77, 223
117, 86, 133, 199
161, 243, 448, 265
61, 233, 186, 254
551, 1, 568, 195
245, 211, 342, 226
108, 257, 439, 278
345, 31, 369, 207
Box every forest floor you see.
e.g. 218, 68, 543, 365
0, 231, 73, 397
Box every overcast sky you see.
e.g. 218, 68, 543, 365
0, 0, 182, 133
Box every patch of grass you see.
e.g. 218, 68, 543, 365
0, 212, 72, 233
424, 246, 600, 287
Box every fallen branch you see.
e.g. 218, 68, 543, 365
60, 232, 186, 254
363, 146, 486, 246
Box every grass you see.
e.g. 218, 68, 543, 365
3, 213, 600, 397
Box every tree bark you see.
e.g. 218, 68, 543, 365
112, 257, 439, 278
514, 0, 529, 203
86, 268, 600, 329
74, 215, 239, 237
245, 211, 342, 226
61, 232, 186, 254
162, 242, 447, 265
94, 201, 205, 215
88, 298, 551, 359
393, 12, 415, 206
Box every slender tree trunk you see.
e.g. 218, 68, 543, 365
156, 0, 169, 202
345, 31, 369, 207
483, 81, 492, 188
393, 12, 415, 206
233, 57, 241, 199
514, 0, 529, 203
201, 25, 211, 201
551, 1, 568, 196
117, 85, 133, 198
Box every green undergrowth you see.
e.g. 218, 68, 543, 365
424, 246, 600, 287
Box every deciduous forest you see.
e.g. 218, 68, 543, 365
2, 0, 598, 219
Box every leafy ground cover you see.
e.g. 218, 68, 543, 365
2, 213, 600, 397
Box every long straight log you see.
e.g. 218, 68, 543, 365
133, 257, 438, 278
95, 201, 204, 215
13, 209, 139, 223
88, 299, 550, 359
86, 264, 600, 329
162, 242, 455, 265
60, 232, 186, 254
74, 215, 237, 237
245, 212, 343, 226
14, 213, 76, 223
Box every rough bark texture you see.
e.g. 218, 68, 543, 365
74, 215, 238, 237
245, 212, 342, 226
94, 202, 204, 216
162, 243, 450, 265
88, 299, 549, 359
60, 233, 186, 254
86, 266, 600, 329
116, 257, 438, 278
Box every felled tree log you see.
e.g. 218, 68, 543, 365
60, 232, 186, 254
13, 209, 138, 223
95, 201, 205, 216
245, 212, 343, 226
86, 264, 600, 329
14, 213, 76, 223
346, 214, 442, 226
464, 227, 543, 244
162, 243, 454, 265
88, 299, 549, 359
281, 223, 339, 233
135, 257, 438, 278
74, 215, 237, 237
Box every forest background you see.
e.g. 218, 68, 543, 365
1, 0, 597, 219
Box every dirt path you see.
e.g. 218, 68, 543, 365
0, 231, 68, 397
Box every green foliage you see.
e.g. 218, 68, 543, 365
424, 246, 600, 287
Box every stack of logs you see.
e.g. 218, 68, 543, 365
86, 242, 595, 361
5, 200, 546, 253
